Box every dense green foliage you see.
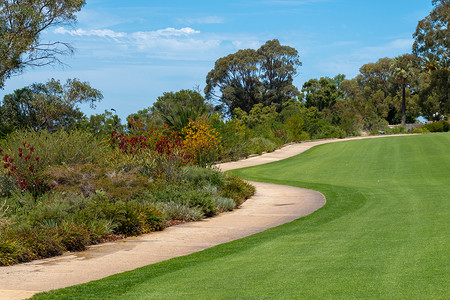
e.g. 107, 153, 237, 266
32, 133, 450, 299
205, 39, 301, 116
413, 0, 449, 67
128, 90, 213, 133
413, 0, 450, 120
302, 75, 344, 111
0, 78, 103, 137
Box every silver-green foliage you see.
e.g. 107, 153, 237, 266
213, 197, 235, 212
156, 202, 204, 222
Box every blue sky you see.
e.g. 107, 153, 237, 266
1, 0, 433, 120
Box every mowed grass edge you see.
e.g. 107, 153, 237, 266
33, 133, 450, 299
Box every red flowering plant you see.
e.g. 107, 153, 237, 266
110, 119, 190, 156
1, 143, 48, 197
109, 119, 192, 180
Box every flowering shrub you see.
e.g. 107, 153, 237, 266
182, 119, 222, 167
1, 143, 47, 196
110, 119, 184, 156
110, 119, 192, 180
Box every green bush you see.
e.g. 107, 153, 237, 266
184, 189, 216, 217
180, 165, 225, 187
221, 174, 256, 206
146, 183, 217, 217
411, 126, 430, 133
156, 202, 204, 221
0, 236, 25, 266
248, 137, 278, 155
314, 124, 346, 139
381, 126, 409, 135
84, 218, 116, 243
11, 224, 65, 260
214, 196, 235, 212
57, 221, 91, 252
22, 200, 70, 227
424, 120, 449, 132
115, 202, 166, 236
0, 174, 16, 197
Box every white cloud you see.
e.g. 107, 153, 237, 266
54, 26, 207, 53
52, 25, 281, 63
54, 27, 126, 38
53, 26, 262, 58
132, 27, 200, 39
54, 27, 199, 39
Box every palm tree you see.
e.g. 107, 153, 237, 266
390, 54, 419, 126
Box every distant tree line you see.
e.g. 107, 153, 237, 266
0, 0, 448, 141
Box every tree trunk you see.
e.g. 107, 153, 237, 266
401, 84, 406, 126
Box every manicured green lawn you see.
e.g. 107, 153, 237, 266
34, 133, 449, 299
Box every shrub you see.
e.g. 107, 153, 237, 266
314, 124, 346, 139
116, 149, 188, 182
221, 174, 255, 206
57, 221, 91, 251
116, 202, 166, 236
424, 120, 449, 132
8, 224, 65, 261
1, 143, 48, 196
0, 236, 25, 266
0, 199, 8, 226
0, 129, 109, 166
44, 164, 152, 199
248, 137, 277, 155
381, 126, 408, 135
411, 126, 430, 134
84, 218, 116, 243
214, 118, 253, 161
180, 165, 225, 187
182, 119, 222, 167
214, 196, 235, 212
110, 119, 185, 157
0, 173, 17, 197
284, 114, 306, 142
147, 183, 217, 217
0, 130, 109, 197
0, 222, 74, 265
184, 189, 216, 217
22, 199, 70, 227
156, 202, 204, 221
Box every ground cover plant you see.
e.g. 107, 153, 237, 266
32, 133, 449, 299
0, 124, 254, 266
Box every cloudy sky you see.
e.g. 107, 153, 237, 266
1, 0, 433, 120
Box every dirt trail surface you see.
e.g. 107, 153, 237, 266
0, 135, 405, 299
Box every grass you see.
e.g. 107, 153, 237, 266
33, 133, 449, 299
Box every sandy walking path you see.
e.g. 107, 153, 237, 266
0, 134, 405, 299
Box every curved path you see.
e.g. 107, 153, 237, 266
0, 135, 405, 299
